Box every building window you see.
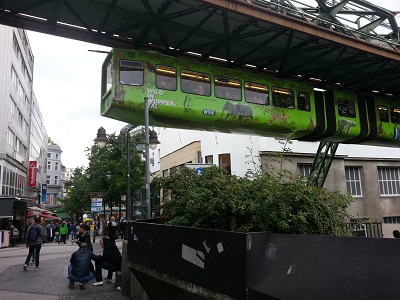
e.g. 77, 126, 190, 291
345, 166, 362, 197
47, 153, 51, 158
56, 154, 59, 159
55, 162, 59, 171
54, 175, 58, 185
46, 176, 50, 184
219, 154, 231, 174
47, 161, 51, 171
163, 170, 169, 178
297, 164, 312, 177
378, 167, 400, 196
205, 155, 213, 164
383, 216, 400, 224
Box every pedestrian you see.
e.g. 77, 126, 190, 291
59, 220, 68, 244
23, 217, 47, 271
54, 222, 60, 243
69, 222, 77, 240
91, 236, 122, 286
9, 225, 19, 247
107, 216, 120, 243
68, 242, 94, 290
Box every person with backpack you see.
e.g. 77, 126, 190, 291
23, 217, 47, 271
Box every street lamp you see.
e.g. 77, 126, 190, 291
145, 97, 160, 219
94, 123, 160, 220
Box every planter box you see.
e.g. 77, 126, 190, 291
128, 221, 400, 299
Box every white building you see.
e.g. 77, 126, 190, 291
0, 26, 34, 198
46, 144, 63, 206
154, 128, 400, 238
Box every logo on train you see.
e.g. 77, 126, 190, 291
203, 109, 216, 116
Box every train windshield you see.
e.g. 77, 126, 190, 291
119, 60, 143, 86
101, 54, 113, 97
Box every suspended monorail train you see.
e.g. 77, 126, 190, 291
101, 49, 400, 147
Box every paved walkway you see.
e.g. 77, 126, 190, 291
0, 239, 130, 300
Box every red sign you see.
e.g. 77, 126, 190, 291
28, 161, 37, 187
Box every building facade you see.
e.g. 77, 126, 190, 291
28, 93, 48, 203
45, 144, 63, 206
157, 128, 400, 238
0, 26, 34, 198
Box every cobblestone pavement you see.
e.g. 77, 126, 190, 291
0, 239, 130, 300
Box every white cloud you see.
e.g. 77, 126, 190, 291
28, 31, 126, 169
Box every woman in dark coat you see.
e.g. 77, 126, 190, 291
106, 217, 120, 243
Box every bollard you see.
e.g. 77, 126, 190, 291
115, 271, 122, 290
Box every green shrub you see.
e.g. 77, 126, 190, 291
155, 166, 352, 236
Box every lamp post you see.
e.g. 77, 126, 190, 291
144, 97, 160, 219
94, 122, 159, 220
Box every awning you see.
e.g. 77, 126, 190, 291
28, 206, 49, 213
55, 212, 72, 219
39, 214, 61, 220
0, 198, 14, 218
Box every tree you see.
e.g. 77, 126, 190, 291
61, 167, 90, 217
81, 131, 146, 216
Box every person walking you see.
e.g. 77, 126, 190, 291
59, 220, 68, 244
9, 225, 19, 247
69, 222, 77, 240
91, 236, 122, 286
68, 242, 94, 289
23, 217, 47, 271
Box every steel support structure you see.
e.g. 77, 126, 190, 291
308, 142, 339, 187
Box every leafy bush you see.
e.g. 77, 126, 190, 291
155, 166, 353, 236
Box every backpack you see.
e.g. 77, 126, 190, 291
28, 227, 41, 242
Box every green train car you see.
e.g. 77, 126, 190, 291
101, 49, 400, 146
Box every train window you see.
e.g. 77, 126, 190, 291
377, 106, 389, 122
156, 65, 177, 91
390, 108, 400, 124
272, 87, 294, 109
181, 70, 211, 96
119, 60, 143, 86
245, 82, 269, 105
215, 76, 241, 101
337, 99, 356, 118
297, 92, 311, 111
